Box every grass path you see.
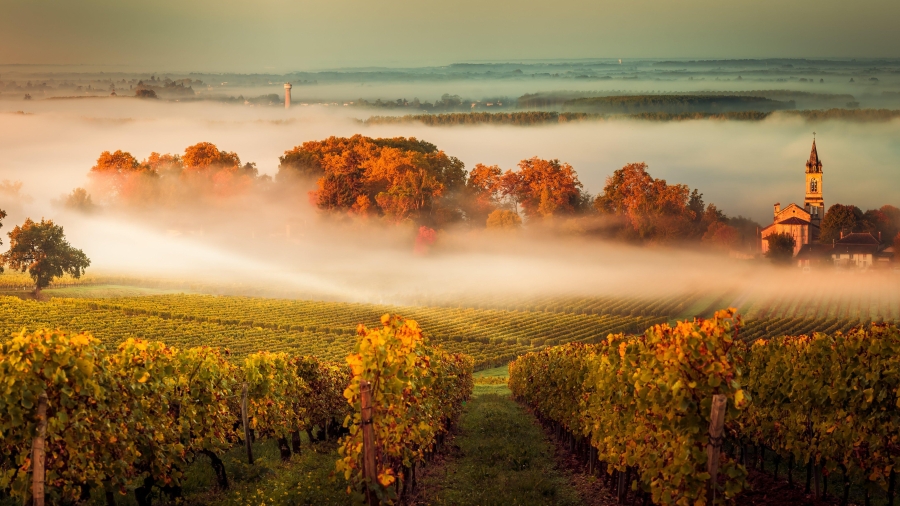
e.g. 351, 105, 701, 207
417, 383, 582, 506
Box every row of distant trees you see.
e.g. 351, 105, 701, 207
67, 135, 762, 248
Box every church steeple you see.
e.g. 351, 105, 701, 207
806, 139, 822, 173
804, 137, 824, 229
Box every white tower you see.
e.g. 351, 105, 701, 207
284, 83, 292, 109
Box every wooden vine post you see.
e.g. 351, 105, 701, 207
32, 392, 48, 506
241, 383, 253, 465
360, 379, 377, 505
706, 394, 727, 505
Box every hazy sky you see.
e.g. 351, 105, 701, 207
2, 0, 899, 71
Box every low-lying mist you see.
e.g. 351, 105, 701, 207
1, 98, 898, 313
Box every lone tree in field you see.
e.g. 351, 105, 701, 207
765, 232, 796, 265
0, 218, 90, 295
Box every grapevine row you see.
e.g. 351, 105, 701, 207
0, 329, 350, 505
509, 309, 748, 505
337, 315, 474, 503
509, 310, 900, 504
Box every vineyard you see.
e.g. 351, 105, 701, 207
509, 310, 900, 505
0, 295, 669, 369
1, 288, 896, 371
0, 316, 472, 506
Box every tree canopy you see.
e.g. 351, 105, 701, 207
820, 204, 868, 243
281, 135, 466, 225
87, 142, 263, 207
486, 209, 522, 231
0, 218, 90, 293
765, 232, 796, 265
593, 162, 731, 243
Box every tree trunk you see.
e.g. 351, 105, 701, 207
135, 477, 154, 506
201, 449, 229, 490
277, 437, 292, 462
788, 454, 794, 486
291, 430, 303, 454
805, 459, 813, 494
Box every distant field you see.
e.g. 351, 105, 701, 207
42, 284, 188, 298
2, 289, 895, 370
0, 295, 667, 368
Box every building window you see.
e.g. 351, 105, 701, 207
810, 179, 818, 193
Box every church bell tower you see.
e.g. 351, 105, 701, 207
804, 138, 824, 227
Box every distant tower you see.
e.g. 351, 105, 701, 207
284, 83, 292, 109
804, 137, 824, 226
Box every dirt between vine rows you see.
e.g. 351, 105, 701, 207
542, 420, 844, 506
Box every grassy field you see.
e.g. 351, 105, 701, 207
416, 383, 582, 506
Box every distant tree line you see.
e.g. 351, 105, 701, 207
562, 95, 793, 114
364, 111, 771, 126
66, 135, 770, 249
363, 108, 900, 126
73, 142, 263, 211
276, 135, 761, 246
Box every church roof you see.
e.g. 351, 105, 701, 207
836, 232, 880, 245
806, 139, 822, 173
777, 217, 811, 226
761, 214, 821, 232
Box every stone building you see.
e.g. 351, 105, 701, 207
760, 140, 824, 256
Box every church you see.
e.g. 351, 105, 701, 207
760, 140, 825, 256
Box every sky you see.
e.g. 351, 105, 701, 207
1, 0, 899, 71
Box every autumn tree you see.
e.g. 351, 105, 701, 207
864, 204, 900, 243
486, 209, 522, 231
464, 163, 504, 222
594, 162, 698, 241
514, 157, 586, 220
144, 152, 183, 175
702, 221, 738, 250
183, 142, 241, 172
0, 208, 5, 245
286, 135, 466, 225
0, 218, 90, 295
765, 232, 796, 265
88, 150, 159, 205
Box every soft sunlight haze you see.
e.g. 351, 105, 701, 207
1, 0, 899, 70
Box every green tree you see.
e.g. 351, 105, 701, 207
0, 218, 90, 295
765, 232, 796, 265
820, 204, 866, 243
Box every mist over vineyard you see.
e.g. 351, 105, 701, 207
3, 53, 900, 505
1, 95, 898, 308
